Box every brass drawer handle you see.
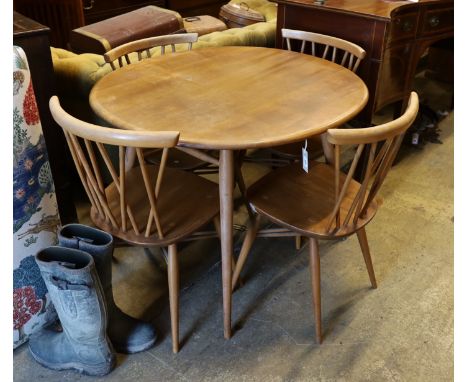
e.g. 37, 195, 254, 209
429, 16, 440, 27
83, 0, 95, 10
401, 20, 413, 32
396, 18, 413, 33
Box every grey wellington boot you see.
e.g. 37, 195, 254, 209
29, 246, 115, 376
58, 224, 157, 353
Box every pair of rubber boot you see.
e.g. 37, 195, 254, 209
28, 224, 157, 376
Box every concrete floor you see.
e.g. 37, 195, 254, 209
14, 77, 453, 381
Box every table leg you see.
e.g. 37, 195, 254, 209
219, 149, 234, 339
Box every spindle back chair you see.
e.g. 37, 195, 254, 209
282, 28, 366, 73
265, 28, 367, 247
266, 29, 366, 171
104, 33, 198, 70
104, 33, 221, 175
233, 92, 419, 344
49, 95, 220, 353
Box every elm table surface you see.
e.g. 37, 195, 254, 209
89, 45, 368, 339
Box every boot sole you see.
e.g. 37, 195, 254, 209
114, 335, 157, 354
29, 347, 116, 377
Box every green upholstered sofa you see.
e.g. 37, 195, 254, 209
51, 0, 277, 122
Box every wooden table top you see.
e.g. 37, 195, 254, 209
90, 46, 368, 150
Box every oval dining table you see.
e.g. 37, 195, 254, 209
89, 45, 369, 340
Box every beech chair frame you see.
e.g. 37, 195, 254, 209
271, 28, 367, 162
103, 32, 221, 176
282, 28, 366, 73
233, 92, 419, 344
264, 28, 367, 248
105, 32, 252, 220
260, 29, 366, 176
49, 95, 221, 354
104, 33, 198, 70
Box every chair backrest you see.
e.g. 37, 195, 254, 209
49, 95, 180, 239
325, 92, 419, 234
281, 28, 366, 73
104, 33, 198, 70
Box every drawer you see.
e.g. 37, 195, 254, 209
419, 7, 453, 36
387, 12, 417, 46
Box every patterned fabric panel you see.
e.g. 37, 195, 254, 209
13, 46, 60, 349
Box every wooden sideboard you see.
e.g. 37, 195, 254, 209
13, 12, 77, 224
275, 0, 454, 123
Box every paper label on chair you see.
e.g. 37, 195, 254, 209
302, 147, 309, 173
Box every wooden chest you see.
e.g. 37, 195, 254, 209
183, 15, 227, 35
69, 5, 184, 54
219, 2, 265, 28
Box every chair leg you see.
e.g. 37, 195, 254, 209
232, 214, 261, 291
356, 228, 378, 289
295, 235, 302, 250
168, 244, 179, 353
320, 133, 334, 165
309, 237, 322, 344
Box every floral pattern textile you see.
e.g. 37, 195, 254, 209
13, 46, 61, 349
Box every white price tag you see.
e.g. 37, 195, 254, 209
302, 140, 309, 173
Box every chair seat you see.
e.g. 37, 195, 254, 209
91, 165, 219, 246
247, 161, 379, 238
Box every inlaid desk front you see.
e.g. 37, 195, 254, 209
275, 0, 454, 122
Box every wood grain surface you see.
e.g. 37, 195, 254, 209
90, 46, 368, 150
274, 0, 445, 20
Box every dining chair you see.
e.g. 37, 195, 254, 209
232, 92, 419, 344
267, 28, 367, 165
104, 33, 198, 70
250, 28, 367, 249
49, 95, 220, 353
104, 32, 252, 218
103, 33, 215, 173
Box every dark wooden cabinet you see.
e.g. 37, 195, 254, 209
13, 12, 77, 224
275, 0, 454, 123
168, 0, 227, 17
84, 0, 166, 24
13, 0, 85, 49
84, 0, 227, 23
